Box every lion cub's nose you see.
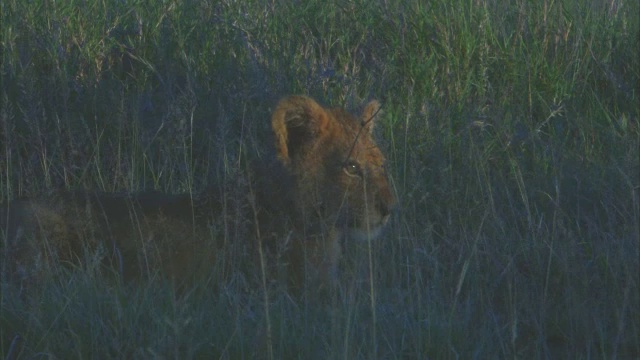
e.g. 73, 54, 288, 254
376, 187, 395, 223
377, 198, 391, 219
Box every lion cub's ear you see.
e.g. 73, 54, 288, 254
272, 96, 332, 166
361, 100, 381, 135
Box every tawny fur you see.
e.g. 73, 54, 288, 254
0, 96, 395, 292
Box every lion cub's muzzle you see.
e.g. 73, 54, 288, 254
350, 179, 395, 241
376, 190, 394, 225
376, 183, 396, 226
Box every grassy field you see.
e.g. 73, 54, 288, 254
1, 0, 638, 358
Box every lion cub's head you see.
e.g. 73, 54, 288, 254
271, 96, 395, 242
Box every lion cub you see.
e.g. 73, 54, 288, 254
0, 96, 395, 292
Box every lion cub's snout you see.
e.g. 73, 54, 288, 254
376, 184, 395, 225
370, 175, 396, 237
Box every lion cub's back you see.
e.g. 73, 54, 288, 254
1, 190, 226, 286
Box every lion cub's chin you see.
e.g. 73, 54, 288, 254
347, 225, 384, 242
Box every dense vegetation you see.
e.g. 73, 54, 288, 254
1, 0, 638, 358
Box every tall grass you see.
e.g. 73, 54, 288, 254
2, 0, 638, 358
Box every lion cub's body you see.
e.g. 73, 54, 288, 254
1, 96, 395, 292
2, 191, 227, 287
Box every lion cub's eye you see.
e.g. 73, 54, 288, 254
343, 160, 362, 177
